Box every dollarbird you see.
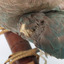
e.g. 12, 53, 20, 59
0, 0, 64, 59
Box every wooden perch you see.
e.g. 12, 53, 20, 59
4, 32, 39, 64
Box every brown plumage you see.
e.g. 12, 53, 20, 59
20, 11, 64, 59
0, 0, 64, 59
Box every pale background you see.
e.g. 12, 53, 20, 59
0, 34, 64, 64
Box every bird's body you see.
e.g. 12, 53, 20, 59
0, 0, 64, 59
20, 11, 64, 59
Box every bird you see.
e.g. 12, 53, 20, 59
20, 9, 64, 59
0, 0, 64, 59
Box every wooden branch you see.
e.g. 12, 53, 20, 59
4, 32, 39, 64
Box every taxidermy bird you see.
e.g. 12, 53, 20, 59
0, 0, 64, 59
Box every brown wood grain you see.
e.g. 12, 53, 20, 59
4, 32, 39, 64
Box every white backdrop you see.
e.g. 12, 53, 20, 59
0, 34, 64, 64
